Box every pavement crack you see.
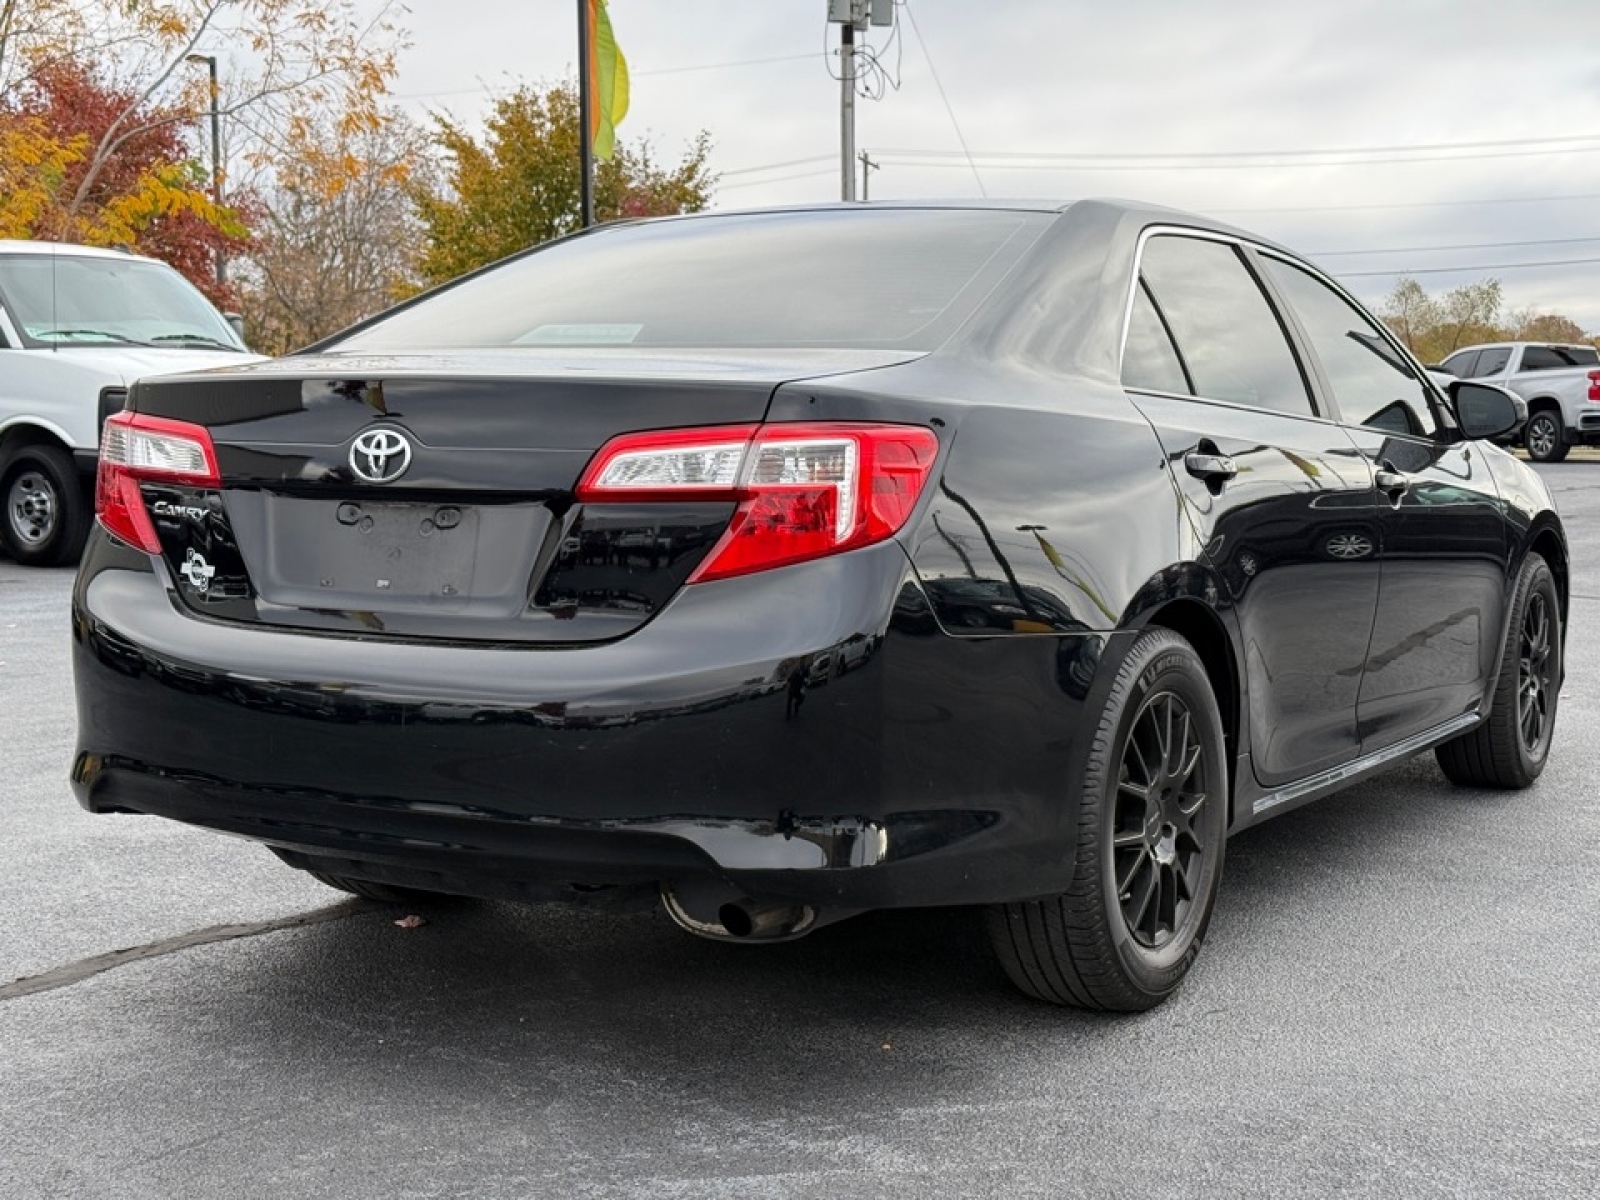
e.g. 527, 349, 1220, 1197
0, 900, 371, 1002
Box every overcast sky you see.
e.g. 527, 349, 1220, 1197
384, 0, 1600, 332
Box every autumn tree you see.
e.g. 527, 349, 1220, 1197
1383, 276, 1597, 363
1, 61, 251, 304
414, 81, 716, 287
0, 0, 403, 304
239, 108, 431, 353
1509, 311, 1591, 345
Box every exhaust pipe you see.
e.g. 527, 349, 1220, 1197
717, 900, 815, 939
662, 882, 845, 942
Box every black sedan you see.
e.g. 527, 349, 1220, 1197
70, 201, 1565, 1011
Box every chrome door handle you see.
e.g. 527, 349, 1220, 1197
1375, 467, 1410, 495
1184, 452, 1238, 482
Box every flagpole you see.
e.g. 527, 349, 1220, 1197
578, 0, 595, 228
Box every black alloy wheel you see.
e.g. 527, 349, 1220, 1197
987, 628, 1227, 1011
1523, 411, 1569, 464
1517, 585, 1556, 754
1112, 689, 1211, 950
1436, 551, 1561, 788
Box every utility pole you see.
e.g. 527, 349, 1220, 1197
827, 1, 893, 202
185, 54, 225, 287
859, 151, 879, 201
840, 20, 856, 201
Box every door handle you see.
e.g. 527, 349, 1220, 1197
1184, 451, 1238, 483
1375, 467, 1410, 495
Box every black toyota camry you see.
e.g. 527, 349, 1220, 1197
70, 200, 1566, 1011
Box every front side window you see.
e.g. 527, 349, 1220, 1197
1262, 256, 1438, 438
1474, 346, 1512, 375
1135, 235, 1313, 416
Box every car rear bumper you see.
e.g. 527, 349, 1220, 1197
71, 534, 1114, 910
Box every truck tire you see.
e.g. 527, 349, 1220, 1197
1523, 410, 1568, 463
0, 443, 91, 566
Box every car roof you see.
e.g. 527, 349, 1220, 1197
0, 239, 160, 265
632, 197, 1290, 255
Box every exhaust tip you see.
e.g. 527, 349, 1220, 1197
718, 903, 756, 938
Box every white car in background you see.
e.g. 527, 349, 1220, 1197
0, 241, 262, 565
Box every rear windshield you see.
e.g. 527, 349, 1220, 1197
324, 208, 1053, 354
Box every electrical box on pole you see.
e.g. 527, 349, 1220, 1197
827, 0, 893, 28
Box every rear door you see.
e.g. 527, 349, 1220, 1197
1122, 231, 1381, 788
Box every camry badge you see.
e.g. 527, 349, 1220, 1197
350, 428, 413, 484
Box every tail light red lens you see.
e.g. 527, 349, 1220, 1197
1587, 370, 1600, 402
577, 422, 940, 581
96, 412, 220, 553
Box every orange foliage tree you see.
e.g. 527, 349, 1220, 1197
0, 0, 403, 307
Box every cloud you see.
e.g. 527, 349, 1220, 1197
388, 0, 1600, 330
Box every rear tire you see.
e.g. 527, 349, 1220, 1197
1435, 552, 1560, 789
0, 443, 90, 566
986, 628, 1228, 1011
1523, 411, 1569, 463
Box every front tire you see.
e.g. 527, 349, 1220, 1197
0, 444, 90, 566
1436, 552, 1561, 788
1523, 411, 1569, 463
987, 628, 1228, 1011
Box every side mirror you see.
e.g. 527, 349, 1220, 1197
1450, 380, 1525, 441
223, 311, 247, 345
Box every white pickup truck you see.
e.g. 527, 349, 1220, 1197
0, 241, 262, 565
1435, 340, 1600, 462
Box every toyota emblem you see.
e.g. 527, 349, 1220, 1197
349, 428, 413, 484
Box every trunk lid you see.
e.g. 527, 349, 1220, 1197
124, 349, 921, 643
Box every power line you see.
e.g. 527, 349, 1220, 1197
1335, 256, 1600, 278
1217, 192, 1600, 215
720, 155, 836, 178
1312, 235, 1600, 258
876, 131, 1600, 164
901, 1, 985, 197
720, 168, 838, 191
636, 53, 820, 77
875, 143, 1600, 171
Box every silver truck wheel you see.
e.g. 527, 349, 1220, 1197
1523, 411, 1569, 463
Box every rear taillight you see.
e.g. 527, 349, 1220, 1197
577, 422, 940, 582
1587, 370, 1600, 402
96, 412, 220, 553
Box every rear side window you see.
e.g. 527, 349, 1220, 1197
1132, 235, 1313, 417
1122, 281, 1191, 394
326, 209, 1052, 353
1521, 344, 1598, 371
1439, 349, 1480, 377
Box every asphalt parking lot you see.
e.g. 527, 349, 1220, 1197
3, 463, 1598, 1199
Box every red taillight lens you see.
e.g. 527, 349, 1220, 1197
1587, 370, 1600, 402
576, 422, 940, 582
95, 412, 220, 553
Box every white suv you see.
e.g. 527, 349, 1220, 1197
0, 241, 262, 565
